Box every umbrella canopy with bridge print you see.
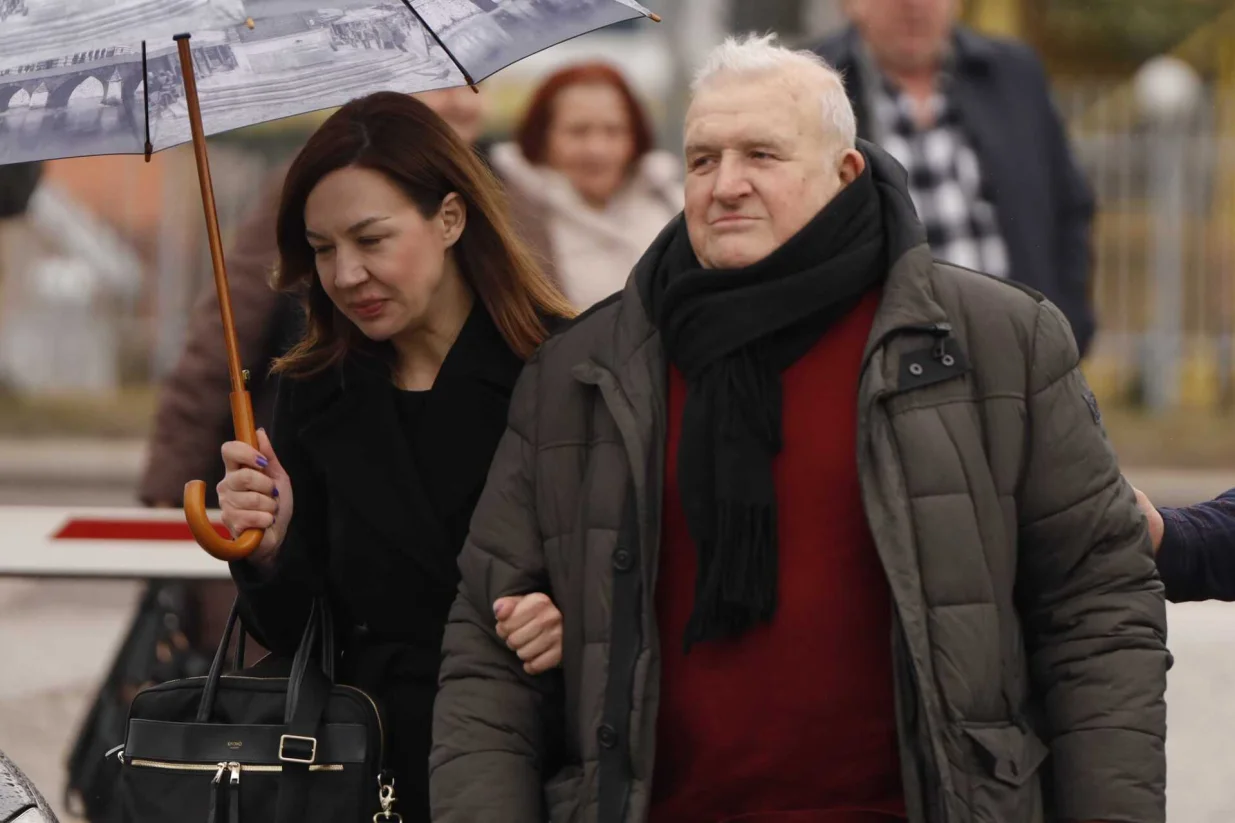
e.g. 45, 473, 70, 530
0, 0, 659, 561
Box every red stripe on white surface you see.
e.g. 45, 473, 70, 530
0, 506, 231, 578
52, 518, 229, 541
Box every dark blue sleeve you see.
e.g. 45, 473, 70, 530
1156, 487, 1235, 602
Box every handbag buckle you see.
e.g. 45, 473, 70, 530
278, 734, 317, 764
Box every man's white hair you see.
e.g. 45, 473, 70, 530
692, 33, 857, 150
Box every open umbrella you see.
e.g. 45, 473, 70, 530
0, 0, 660, 561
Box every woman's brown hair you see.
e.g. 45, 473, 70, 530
515, 62, 654, 167
273, 91, 574, 377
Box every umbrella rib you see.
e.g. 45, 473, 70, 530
399, 0, 477, 91
141, 41, 152, 162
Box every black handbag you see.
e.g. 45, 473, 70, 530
115, 599, 399, 822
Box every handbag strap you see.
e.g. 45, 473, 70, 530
274, 599, 333, 823
195, 595, 338, 823
233, 623, 247, 672
196, 600, 244, 723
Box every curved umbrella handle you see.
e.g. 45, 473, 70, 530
184, 390, 264, 561
185, 479, 264, 561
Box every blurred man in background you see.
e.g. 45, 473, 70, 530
815, 0, 1098, 356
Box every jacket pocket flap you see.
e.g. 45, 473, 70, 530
961, 723, 1049, 787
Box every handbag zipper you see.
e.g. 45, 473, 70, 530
141, 675, 386, 767
128, 758, 344, 773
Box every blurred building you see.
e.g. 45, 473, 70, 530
0, 180, 142, 394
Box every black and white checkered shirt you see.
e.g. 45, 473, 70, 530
870, 76, 1010, 278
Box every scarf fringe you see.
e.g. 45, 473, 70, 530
684, 502, 779, 652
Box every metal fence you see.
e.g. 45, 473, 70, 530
1061, 79, 1235, 410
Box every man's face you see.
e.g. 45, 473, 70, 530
846, 0, 958, 73
683, 73, 864, 270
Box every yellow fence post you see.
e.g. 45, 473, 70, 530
1212, 25, 1235, 409
965, 0, 1024, 39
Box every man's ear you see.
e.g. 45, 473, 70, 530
839, 148, 866, 185
439, 192, 467, 248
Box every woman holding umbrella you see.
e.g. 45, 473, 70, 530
216, 91, 572, 820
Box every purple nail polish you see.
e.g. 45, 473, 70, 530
256, 456, 269, 469
272, 487, 279, 498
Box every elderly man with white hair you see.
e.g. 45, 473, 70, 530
430, 34, 1167, 823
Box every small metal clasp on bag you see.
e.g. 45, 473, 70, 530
374, 774, 402, 822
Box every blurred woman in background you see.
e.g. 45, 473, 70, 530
492, 62, 683, 310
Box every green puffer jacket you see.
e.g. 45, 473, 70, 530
430, 150, 1169, 823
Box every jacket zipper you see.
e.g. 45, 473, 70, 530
859, 319, 955, 823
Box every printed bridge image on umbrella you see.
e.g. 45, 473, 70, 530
0, 0, 653, 165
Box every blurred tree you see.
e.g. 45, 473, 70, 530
962, 0, 1025, 38
729, 0, 809, 41
1028, 0, 1230, 75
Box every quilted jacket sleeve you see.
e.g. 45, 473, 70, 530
1015, 301, 1169, 823
430, 353, 561, 822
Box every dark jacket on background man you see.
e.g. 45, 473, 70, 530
231, 306, 525, 823
815, 26, 1098, 356
1157, 489, 1235, 601
430, 147, 1167, 823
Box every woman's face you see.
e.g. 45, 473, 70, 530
544, 82, 637, 207
305, 165, 466, 342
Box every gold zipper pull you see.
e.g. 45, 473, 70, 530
228, 762, 241, 785
212, 763, 227, 785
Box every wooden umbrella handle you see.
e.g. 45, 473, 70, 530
175, 35, 265, 561
185, 483, 264, 561
185, 389, 265, 561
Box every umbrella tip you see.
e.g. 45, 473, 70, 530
245, 17, 255, 29
648, 12, 661, 22
144, 141, 153, 163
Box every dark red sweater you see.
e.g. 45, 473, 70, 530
648, 291, 906, 823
